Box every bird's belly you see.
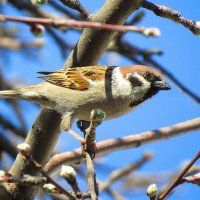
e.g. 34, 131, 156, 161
74, 100, 133, 121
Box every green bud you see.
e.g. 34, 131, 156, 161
90, 109, 106, 121
43, 183, 60, 194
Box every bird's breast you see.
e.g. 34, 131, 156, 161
74, 98, 134, 121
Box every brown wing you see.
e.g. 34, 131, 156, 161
38, 66, 110, 91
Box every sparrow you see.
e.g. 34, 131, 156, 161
0, 65, 170, 132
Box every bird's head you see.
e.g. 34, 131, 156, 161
117, 65, 170, 106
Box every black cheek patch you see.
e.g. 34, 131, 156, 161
129, 76, 143, 87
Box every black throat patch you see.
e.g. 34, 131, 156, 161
129, 87, 159, 108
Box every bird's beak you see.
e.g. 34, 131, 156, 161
153, 80, 171, 90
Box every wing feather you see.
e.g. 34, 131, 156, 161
38, 66, 112, 91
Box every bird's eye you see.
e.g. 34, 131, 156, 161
144, 72, 153, 81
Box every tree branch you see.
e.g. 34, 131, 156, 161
159, 150, 200, 200
7, 109, 62, 199
100, 152, 152, 192
45, 117, 200, 173
86, 153, 98, 200
0, 14, 160, 37
58, 0, 90, 19
142, 0, 200, 35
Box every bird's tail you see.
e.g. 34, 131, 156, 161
0, 85, 51, 107
0, 89, 23, 99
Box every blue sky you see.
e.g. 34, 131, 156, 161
1, 1, 200, 199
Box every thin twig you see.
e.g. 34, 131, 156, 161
83, 110, 105, 199
86, 153, 98, 200
0, 14, 160, 37
41, 170, 76, 200
17, 143, 76, 200
142, 0, 200, 35
0, 133, 18, 158
0, 114, 26, 138
58, 0, 90, 19
159, 150, 200, 200
0, 173, 47, 185
49, 0, 81, 20
182, 172, 200, 185
83, 119, 101, 158
46, 26, 73, 57
101, 164, 200, 194
74, 163, 125, 200
0, 37, 44, 50
7, 0, 73, 57
126, 11, 145, 25
45, 117, 200, 173
105, 188, 126, 200
60, 165, 83, 199
100, 152, 152, 192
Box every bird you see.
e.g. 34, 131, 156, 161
0, 65, 170, 133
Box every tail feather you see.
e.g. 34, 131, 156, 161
0, 86, 52, 108
37, 71, 54, 79
37, 71, 54, 75
0, 90, 23, 99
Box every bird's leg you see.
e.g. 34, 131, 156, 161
60, 113, 85, 145
77, 109, 105, 158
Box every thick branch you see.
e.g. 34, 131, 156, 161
45, 117, 200, 173
7, 109, 61, 199
64, 0, 143, 68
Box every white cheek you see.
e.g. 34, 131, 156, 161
112, 67, 132, 97
133, 73, 151, 92
129, 73, 152, 101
